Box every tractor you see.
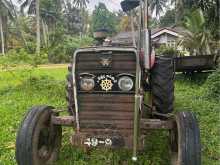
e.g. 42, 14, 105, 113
16, 0, 201, 164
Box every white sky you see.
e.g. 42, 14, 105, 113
88, 0, 123, 12
12, 0, 123, 12
12, 0, 172, 18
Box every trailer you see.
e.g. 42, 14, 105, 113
175, 55, 219, 73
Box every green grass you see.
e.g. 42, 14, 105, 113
0, 68, 219, 165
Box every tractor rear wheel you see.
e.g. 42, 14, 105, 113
151, 56, 174, 114
170, 112, 201, 165
16, 106, 62, 165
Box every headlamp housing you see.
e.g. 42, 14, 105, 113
118, 76, 134, 91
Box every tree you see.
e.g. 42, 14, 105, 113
91, 2, 118, 35
73, 0, 89, 34
173, 0, 219, 39
0, 11, 5, 55
73, 0, 89, 9
0, 0, 13, 55
159, 9, 175, 27
63, 1, 82, 34
19, 0, 41, 54
40, 0, 63, 48
180, 9, 211, 55
149, 0, 168, 17
36, 0, 40, 54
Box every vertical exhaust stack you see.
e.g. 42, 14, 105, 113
121, 0, 152, 161
141, 0, 151, 70
121, 0, 151, 70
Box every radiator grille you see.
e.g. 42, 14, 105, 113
75, 50, 136, 134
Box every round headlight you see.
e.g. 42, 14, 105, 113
80, 78, 95, 91
118, 76, 133, 91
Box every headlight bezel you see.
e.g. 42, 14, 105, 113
118, 76, 134, 92
79, 73, 96, 91
80, 77, 95, 91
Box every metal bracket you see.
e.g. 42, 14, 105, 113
51, 116, 75, 126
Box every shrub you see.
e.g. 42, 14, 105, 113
155, 45, 183, 57
48, 36, 94, 63
204, 68, 220, 99
0, 49, 49, 70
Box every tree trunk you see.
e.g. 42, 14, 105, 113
0, 16, 5, 55
175, 0, 184, 24
42, 20, 48, 48
36, 0, 41, 55
9, 0, 28, 49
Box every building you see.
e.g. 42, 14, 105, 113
111, 27, 185, 49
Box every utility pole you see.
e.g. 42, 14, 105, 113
36, 0, 40, 55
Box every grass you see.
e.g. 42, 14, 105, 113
0, 68, 219, 165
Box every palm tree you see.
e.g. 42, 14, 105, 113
180, 9, 211, 55
149, 0, 167, 17
19, 0, 41, 54
0, 0, 13, 55
73, 0, 89, 35
73, 0, 89, 9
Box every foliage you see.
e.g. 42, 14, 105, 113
118, 9, 140, 32
62, 2, 82, 35
0, 49, 48, 68
155, 45, 182, 57
0, 68, 219, 164
73, 0, 89, 9
119, 16, 132, 32
91, 2, 118, 35
204, 68, 220, 99
48, 36, 93, 63
173, 0, 219, 40
180, 9, 212, 55
0, 34, 93, 65
149, 0, 167, 17
159, 9, 175, 27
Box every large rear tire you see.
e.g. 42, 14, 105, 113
16, 106, 62, 165
170, 112, 201, 165
151, 56, 174, 114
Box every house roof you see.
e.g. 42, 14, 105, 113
151, 28, 183, 38
111, 27, 185, 45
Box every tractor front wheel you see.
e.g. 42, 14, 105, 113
16, 106, 62, 165
170, 112, 201, 165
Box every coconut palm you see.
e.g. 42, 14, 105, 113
19, 0, 41, 54
73, 0, 89, 34
149, 0, 167, 17
0, 0, 13, 55
73, 0, 89, 9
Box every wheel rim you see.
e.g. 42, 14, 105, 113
32, 110, 61, 164
38, 127, 52, 160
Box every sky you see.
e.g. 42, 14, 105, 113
12, 0, 123, 12
87, 0, 123, 12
